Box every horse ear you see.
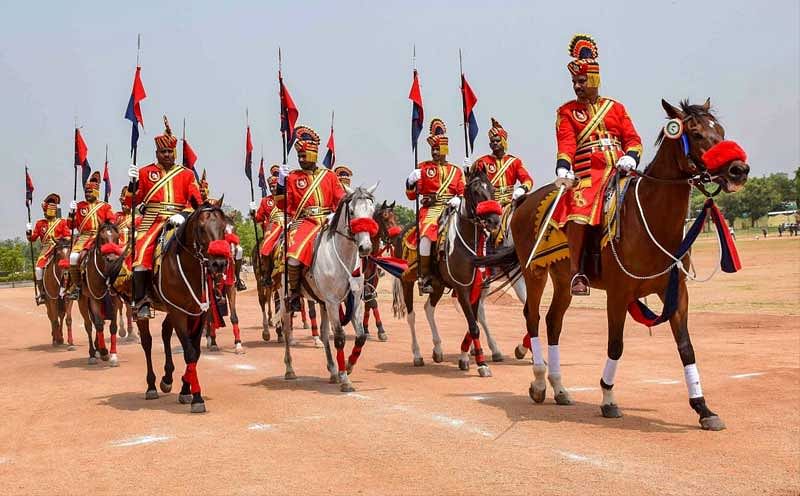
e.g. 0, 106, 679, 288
218, 194, 224, 207
661, 99, 683, 119
366, 182, 379, 195
344, 184, 354, 195
702, 97, 711, 111
390, 200, 396, 209
380, 200, 386, 209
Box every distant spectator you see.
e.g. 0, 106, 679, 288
778, 224, 784, 237
762, 228, 768, 238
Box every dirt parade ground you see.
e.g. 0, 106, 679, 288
0, 236, 797, 495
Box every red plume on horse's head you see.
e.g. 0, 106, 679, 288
224, 233, 240, 245
206, 239, 230, 257
476, 200, 503, 217
350, 218, 379, 237
100, 243, 124, 256
702, 141, 747, 172
387, 226, 402, 238
58, 259, 70, 269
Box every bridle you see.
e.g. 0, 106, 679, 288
86, 226, 123, 300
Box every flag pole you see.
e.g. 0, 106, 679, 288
182, 118, 186, 166
278, 47, 289, 306
104, 144, 109, 202
69, 124, 79, 256
459, 49, 470, 160
25, 165, 37, 300
412, 45, 421, 261
129, 34, 141, 313
246, 108, 262, 259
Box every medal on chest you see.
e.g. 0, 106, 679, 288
425, 168, 436, 179
148, 170, 161, 182
296, 178, 308, 190
487, 162, 497, 174
572, 110, 588, 123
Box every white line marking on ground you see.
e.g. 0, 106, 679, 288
430, 414, 494, 438
469, 395, 488, 401
345, 393, 372, 400
555, 450, 606, 468
247, 423, 274, 431
642, 379, 681, 385
567, 386, 598, 392
203, 355, 221, 361
110, 435, 172, 447
731, 372, 765, 379
231, 364, 257, 371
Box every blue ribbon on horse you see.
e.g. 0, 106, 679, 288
628, 198, 741, 327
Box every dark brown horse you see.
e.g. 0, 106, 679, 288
77, 222, 125, 366
362, 200, 403, 341
475, 99, 749, 430
392, 168, 502, 376
42, 239, 74, 348
130, 202, 230, 413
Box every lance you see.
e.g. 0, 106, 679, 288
25, 165, 37, 300
69, 123, 79, 256
128, 33, 141, 312
412, 45, 421, 260
278, 47, 289, 304
245, 108, 262, 262
459, 49, 470, 162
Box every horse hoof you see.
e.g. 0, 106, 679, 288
88, 357, 97, 365
313, 336, 323, 348
514, 344, 528, 360
67, 345, 76, 351
413, 357, 425, 367
235, 343, 245, 355
377, 331, 388, 342
477, 365, 492, 377
329, 374, 340, 384
554, 391, 574, 406
432, 350, 444, 363
288, 339, 298, 346
109, 354, 119, 367
492, 352, 504, 362
210, 344, 220, 353
277, 335, 284, 343
601, 403, 623, 418
191, 402, 206, 414
178, 394, 192, 404
303, 323, 309, 330
262, 330, 271, 342
340, 382, 355, 393
160, 380, 172, 393
100, 352, 110, 362
145, 390, 159, 400
458, 359, 470, 371
284, 371, 297, 380
529, 384, 546, 404
700, 415, 726, 431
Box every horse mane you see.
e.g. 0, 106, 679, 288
648, 99, 718, 174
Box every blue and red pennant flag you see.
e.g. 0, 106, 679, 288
102, 159, 112, 202
461, 74, 478, 154
244, 126, 254, 181
183, 138, 199, 180
279, 73, 299, 150
124, 66, 146, 156
74, 128, 91, 185
257, 157, 267, 197
408, 69, 424, 151
25, 166, 34, 207
323, 124, 335, 169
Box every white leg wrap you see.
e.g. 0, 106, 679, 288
419, 236, 432, 257
684, 363, 703, 399
548, 345, 561, 375
234, 245, 243, 260
602, 358, 619, 386
35, 267, 44, 280
288, 258, 301, 267
531, 337, 544, 366
133, 265, 147, 272
69, 252, 80, 265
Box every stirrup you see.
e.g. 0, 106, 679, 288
67, 287, 81, 300
135, 303, 154, 321
418, 278, 433, 295
35, 295, 46, 306
570, 274, 590, 296
236, 280, 247, 291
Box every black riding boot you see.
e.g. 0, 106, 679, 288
234, 258, 247, 291
133, 270, 153, 320
287, 263, 303, 312
566, 222, 590, 296
66, 265, 81, 300
418, 255, 433, 294
35, 279, 46, 305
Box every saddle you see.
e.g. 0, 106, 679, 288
400, 207, 455, 280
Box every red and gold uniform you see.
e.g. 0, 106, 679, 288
471, 119, 533, 207
255, 176, 284, 256
124, 126, 202, 270
70, 172, 116, 254
552, 35, 642, 227
285, 166, 345, 266
405, 160, 464, 240
28, 194, 70, 269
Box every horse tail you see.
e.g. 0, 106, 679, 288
339, 291, 355, 326
392, 277, 405, 319
472, 246, 520, 275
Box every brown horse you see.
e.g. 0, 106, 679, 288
392, 168, 501, 376
77, 222, 124, 366
42, 239, 74, 348
474, 99, 749, 430
129, 202, 230, 413
362, 200, 402, 341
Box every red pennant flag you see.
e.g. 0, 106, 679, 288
279, 73, 299, 148
102, 160, 112, 202
244, 126, 254, 181
25, 166, 34, 207
183, 138, 198, 180
409, 69, 424, 151
74, 128, 91, 184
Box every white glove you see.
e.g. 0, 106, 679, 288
26, 222, 32, 232
406, 169, 421, 186
249, 201, 257, 213
168, 214, 185, 226
462, 157, 473, 170
616, 155, 636, 172
69, 200, 78, 211
556, 167, 575, 180
447, 196, 462, 209
512, 187, 526, 201
128, 164, 139, 179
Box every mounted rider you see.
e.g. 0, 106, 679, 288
334, 165, 353, 189
405, 118, 465, 294
551, 34, 643, 296
26, 193, 71, 305
469, 118, 533, 208
251, 172, 283, 264
282, 125, 346, 311
125, 116, 203, 320
115, 185, 133, 247
199, 169, 246, 291
65, 171, 116, 299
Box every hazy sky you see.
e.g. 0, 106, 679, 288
2, 0, 798, 238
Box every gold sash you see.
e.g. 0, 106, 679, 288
576, 99, 615, 147
294, 169, 329, 217
142, 166, 185, 205
77, 202, 105, 232
489, 156, 517, 187
436, 165, 458, 197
